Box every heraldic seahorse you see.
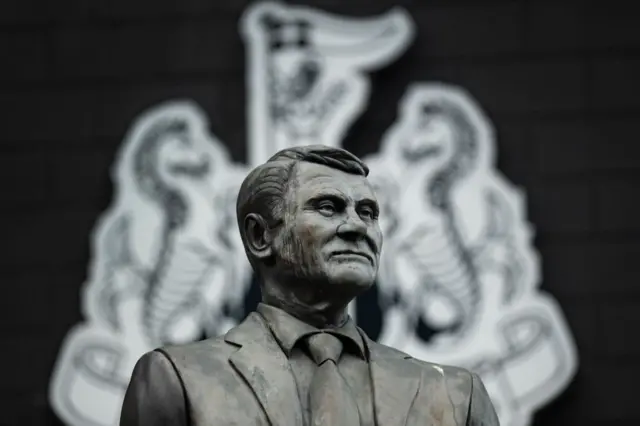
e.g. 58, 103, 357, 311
393, 99, 482, 339
132, 118, 212, 345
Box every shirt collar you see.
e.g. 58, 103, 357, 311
256, 302, 367, 360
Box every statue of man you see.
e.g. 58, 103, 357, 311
120, 145, 499, 426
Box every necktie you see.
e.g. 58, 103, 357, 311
305, 332, 361, 426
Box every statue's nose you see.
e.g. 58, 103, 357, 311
336, 211, 367, 240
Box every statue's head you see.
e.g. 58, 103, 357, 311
236, 145, 382, 308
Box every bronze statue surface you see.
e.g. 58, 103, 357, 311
120, 145, 500, 426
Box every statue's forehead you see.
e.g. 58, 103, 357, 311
293, 162, 375, 200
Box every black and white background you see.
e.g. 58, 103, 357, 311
2, 0, 640, 425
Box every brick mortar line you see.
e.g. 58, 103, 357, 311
535, 232, 640, 244
0, 11, 242, 31
0, 72, 244, 90
1, 51, 638, 88
0, 1, 558, 30
535, 172, 640, 183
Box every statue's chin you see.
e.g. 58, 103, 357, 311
325, 270, 375, 300
271, 262, 374, 305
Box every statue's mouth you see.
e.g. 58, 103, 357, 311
330, 250, 373, 265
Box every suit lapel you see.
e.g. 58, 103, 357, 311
225, 313, 303, 426
361, 331, 421, 426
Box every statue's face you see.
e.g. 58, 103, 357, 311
273, 162, 383, 299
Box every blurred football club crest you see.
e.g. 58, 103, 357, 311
49, 2, 577, 426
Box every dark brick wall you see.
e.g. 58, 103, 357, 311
1, 0, 639, 424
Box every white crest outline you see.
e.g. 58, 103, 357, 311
49, 100, 251, 426
241, 0, 415, 165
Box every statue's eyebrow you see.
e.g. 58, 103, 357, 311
305, 193, 379, 216
305, 192, 347, 206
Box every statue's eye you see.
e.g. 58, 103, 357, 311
317, 200, 337, 215
360, 204, 381, 221
359, 207, 374, 219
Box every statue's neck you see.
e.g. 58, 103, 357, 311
260, 278, 350, 328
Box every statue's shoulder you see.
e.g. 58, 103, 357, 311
410, 355, 473, 385
156, 335, 236, 370
367, 340, 474, 391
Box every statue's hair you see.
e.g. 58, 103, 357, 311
236, 145, 369, 271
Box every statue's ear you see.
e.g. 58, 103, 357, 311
243, 213, 273, 261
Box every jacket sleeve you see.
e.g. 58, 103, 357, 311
119, 350, 188, 426
466, 373, 500, 426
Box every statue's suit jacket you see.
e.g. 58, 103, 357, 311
120, 312, 499, 426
